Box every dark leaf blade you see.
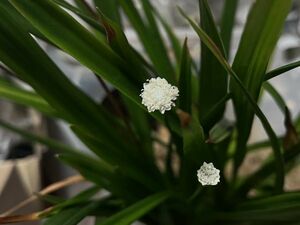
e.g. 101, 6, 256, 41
198, 0, 228, 131
263, 82, 286, 113
0, 77, 56, 117
53, 0, 105, 32
179, 8, 285, 193
230, 0, 292, 172
154, 10, 182, 65
71, 125, 163, 192
44, 201, 103, 225
119, 0, 176, 83
94, 0, 121, 25
265, 60, 300, 80
97, 192, 170, 225
2, 0, 146, 158
218, 192, 300, 222
178, 38, 192, 114
220, 0, 239, 54
10, 0, 141, 104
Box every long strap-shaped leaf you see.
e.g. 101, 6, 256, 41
230, 0, 292, 172
44, 201, 103, 225
97, 192, 170, 225
0, 1, 137, 154
220, 0, 239, 55
265, 60, 300, 80
198, 0, 228, 131
119, 0, 176, 83
179, 8, 285, 192
0, 77, 57, 116
10, 0, 179, 134
10, 0, 140, 103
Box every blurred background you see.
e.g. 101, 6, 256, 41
1, 0, 300, 224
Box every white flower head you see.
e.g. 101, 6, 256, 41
140, 77, 179, 114
197, 162, 220, 186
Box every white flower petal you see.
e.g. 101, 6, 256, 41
140, 77, 179, 114
197, 162, 220, 186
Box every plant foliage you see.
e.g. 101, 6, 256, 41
0, 0, 300, 224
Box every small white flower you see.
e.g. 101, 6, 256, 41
140, 77, 179, 114
197, 162, 220, 186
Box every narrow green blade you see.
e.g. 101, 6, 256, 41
44, 201, 103, 225
179, 8, 285, 192
230, 0, 292, 172
119, 0, 175, 83
0, 77, 56, 116
178, 38, 192, 114
198, 0, 228, 131
220, 0, 239, 54
265, 60, 300, 80
97, 192, 170, 225
93, 0, 121, 25
10, 0, 140, 104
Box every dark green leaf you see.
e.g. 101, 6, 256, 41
53, 0, 105, 32
10, 0, 141, 104
263, 82, 286, 113
154, 9, 182, 65
178, 38, 192, 113
179, 8, 285, 192
97, 192, 170, 225
71, 125, 163, 192
230, 0, 292, 173
198, 0, 228, 131
94, 0, 121, 25
265, 60, 300, 81
44, 201, 103, 225
208, 119, 234, 144
119, 0, 176, 83
0, 2, 122, 144
220, 0, 239, 54
0, 77, 56, 116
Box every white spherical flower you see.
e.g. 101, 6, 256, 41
197, 162, 220, 186
140, 77, 179, 114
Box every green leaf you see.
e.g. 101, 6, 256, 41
0, 118, 118, 191
71, 125, 163, 192
201, 93, 231, 130
263, 82, 286, 113
220, 0, 239, 54
44, 201, 103, 225
239, 192, 300, 210
0, 77, 56, 116
198, 0, 228, 131
153, 9, 182, 65
10, 0, 140, 104
53, 0, 105, 32
121, 94, 152, 156
97, 192, 170, 225
180, 114, 206, 195
97, 10, 148, 85
179, 8, 285, 193
230, 0, 292, 173
178, 38, 192, 114
218, 192, 300, 222
9, 0, 178, 134
0, 1, 47, 41
94, 0, 121, 25
0, 118, 85, 155
265, 60, 300, 80
237, 142, 300, 197
208, 119, 234, 144
119, 0, 176, 83
0, 2, 122, 142
51, 186, 102, 212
